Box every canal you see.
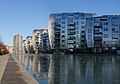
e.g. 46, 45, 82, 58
13, 53, 120, 84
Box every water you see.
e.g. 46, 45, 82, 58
14, 53, 120, 84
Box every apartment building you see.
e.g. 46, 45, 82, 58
25, 36, 34, 53
86, 15, 120, 53
32, 29, 50, 53
48, 12, 96, 52
13, 34, 23, 53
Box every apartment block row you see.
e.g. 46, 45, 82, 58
13, 29, 50, 53
13, 12, 120, 53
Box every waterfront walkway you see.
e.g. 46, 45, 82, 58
0, 54, 39, 84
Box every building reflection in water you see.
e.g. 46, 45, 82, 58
15, 53, 120, 84
48, 54, 120, 84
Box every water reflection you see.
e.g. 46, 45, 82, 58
13, 53, 120, 84
48, 54, 120, 84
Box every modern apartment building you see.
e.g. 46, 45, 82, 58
22, 40, 27, 53
13, 34, 23, 53
32, 29, 50, 53
25, 36, 34, 53
86, 15, 120, 53
48, 12, 96, 52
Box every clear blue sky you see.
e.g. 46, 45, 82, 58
0, 0, 119, 45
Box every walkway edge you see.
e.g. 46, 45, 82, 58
0, 54, 10, 82
12, 55, 39, 84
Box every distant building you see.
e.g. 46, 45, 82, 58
22, 40, 27, 53
25, 36, 34, 53
13, 34, 23, 53
7, 46, 13, 53
86, 15, 120, 53
32, 29, 50, 52
48, 12, 96, 52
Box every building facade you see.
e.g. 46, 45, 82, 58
32, 29, 50, 53
86, 15, 120, 53
48, 12, 96, 52
7, 46, 13, 53
13, 34, 23, 53
25, 36, 34, 53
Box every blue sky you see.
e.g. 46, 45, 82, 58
0, 0, 119, 45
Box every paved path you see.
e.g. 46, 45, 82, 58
0, 54, 9, 82
0, 54, 39, 84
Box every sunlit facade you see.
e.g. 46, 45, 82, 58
48, 12, 97, 51
86, 15, 120, 53
13, 34, 23, 53
32, 28, 50, 52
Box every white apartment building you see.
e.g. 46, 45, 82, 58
32, 29, 50, 52
86, 15, 120, 53
48, 12, 96, 51
13, 34, 23, 53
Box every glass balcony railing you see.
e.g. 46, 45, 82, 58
94, 36, 102, 41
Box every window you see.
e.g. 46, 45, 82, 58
76, 31, 79, 34
62, 31, 65, 33
89, 22, 92, 27
103, 28, 108, 31
62, 26, 65, 29
81, 18, 84, 20
61, 35, 65, 37
112, 41, 115, 45
76, 26, 79, 29
62, 21, 65, 24
75, 17, 79, 19
103, 34, 109, 38
76, 22, 79, 25
104, 41, 109, 45
103, 22, 108, 25
88, 28, 92, 33
81, 31, 85, 33
106, 22, 108, 25
112, 34, 115, 39
88, 35, 92, 40
62, 40, 65, 42
81, 26, 85, 28
62, 17, 65, 20
112, 28, 115, 33
81, 21, 85, 24
62, 45, 65, 47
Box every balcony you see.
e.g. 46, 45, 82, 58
68, 32, 76, 35
68, 27, 75, 30
68, 37, 75, 40
54, 22, 61, 26
54, 27, 60, 30
54, 31, 60, 34
68, 40, 75, 44
68, 22, 75, 26
94, 43, 102, 47
54, 37, 60, 40
94, 30, 102, 34
94, 25, 102, 28
94, 36, 102, 41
